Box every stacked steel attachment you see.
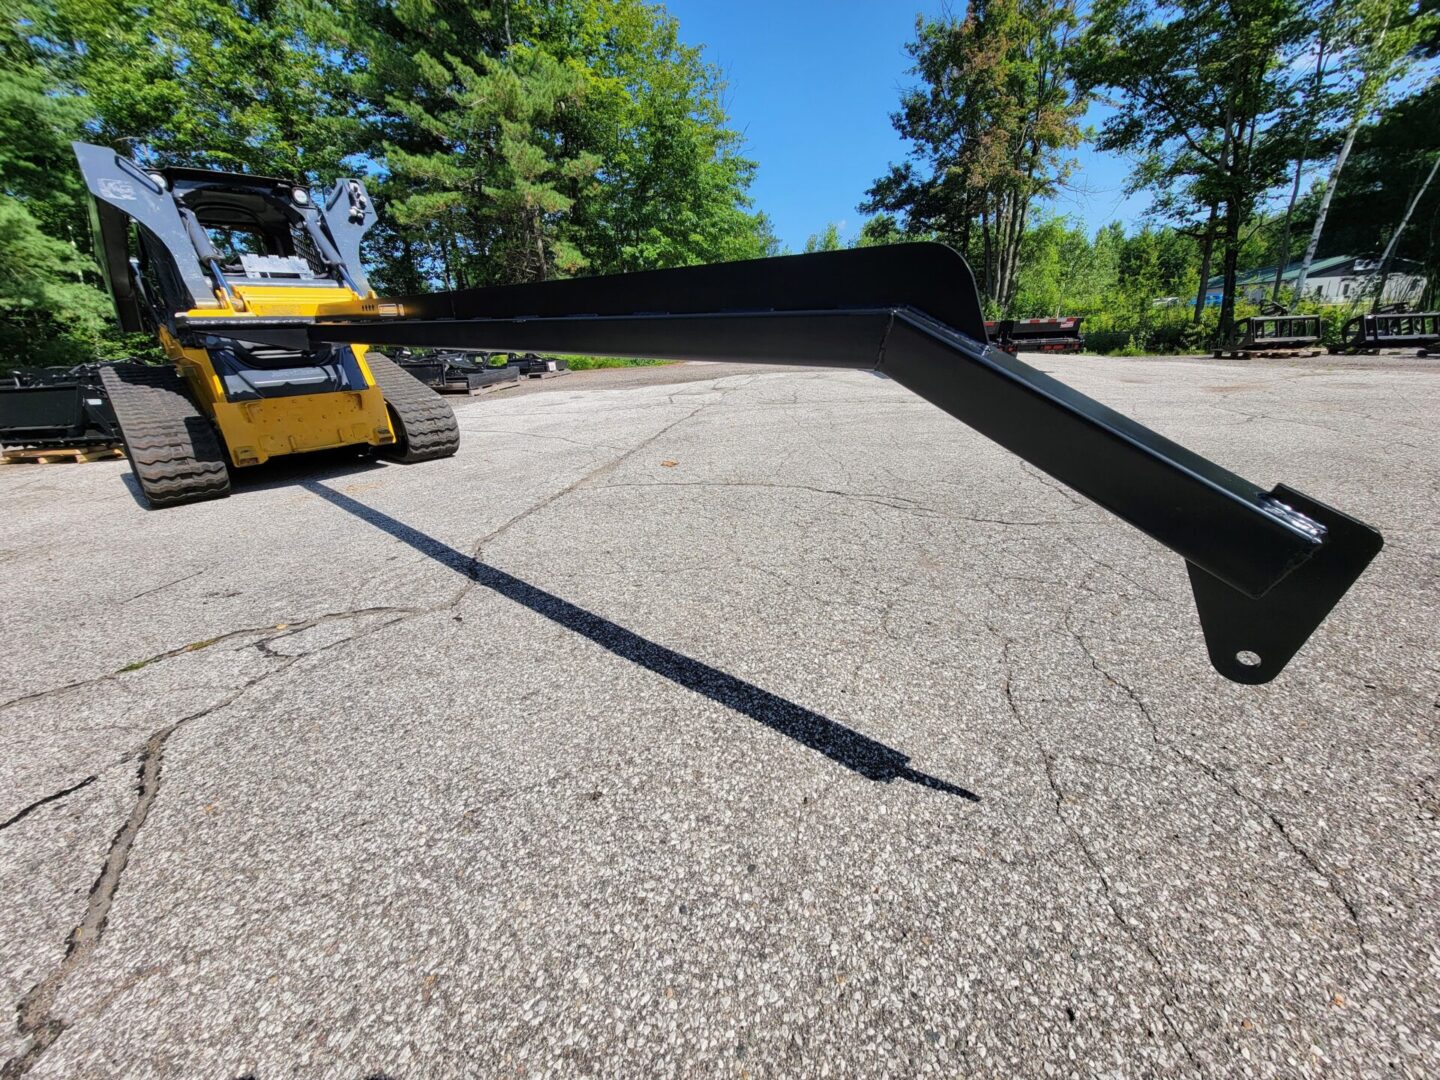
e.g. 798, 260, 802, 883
390, 349, 570, 393
1339, 305, 1440, 355
1218, 303, 1323, 358
390, 349, 522, 395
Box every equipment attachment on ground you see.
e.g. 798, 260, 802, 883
186, 243, 1383, 684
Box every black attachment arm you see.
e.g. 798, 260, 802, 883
181, 244, 1381, 683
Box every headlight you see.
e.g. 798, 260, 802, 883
147, 171, 167, 190
292, 187, 310, 206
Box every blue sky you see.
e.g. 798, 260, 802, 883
663, 0, 1151, 252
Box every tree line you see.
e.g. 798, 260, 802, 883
860, 0, 1439, 347
2, 0, 1437, 366
2, 0, 777, 366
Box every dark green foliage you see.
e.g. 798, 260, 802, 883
2, 0, 772, 368
0, 41, 111, 366
1306, 82, 1440, 304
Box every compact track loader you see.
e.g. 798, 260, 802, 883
75, 142, 1382, 684
74, 142, 458, 508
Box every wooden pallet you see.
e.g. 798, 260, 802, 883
1, 445, 124, 465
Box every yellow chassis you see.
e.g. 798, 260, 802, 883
162, 282, 395, 468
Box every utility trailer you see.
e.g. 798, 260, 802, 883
984, 317, 1085, 354
1217, 304, 1323, 358
0, 365, 120, 450
1339, 305, 1440, 355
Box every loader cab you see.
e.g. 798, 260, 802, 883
162, 168, 338, 286
72, 142, 377, 334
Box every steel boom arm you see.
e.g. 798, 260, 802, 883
188, 244, 1381, 683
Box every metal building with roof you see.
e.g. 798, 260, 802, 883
1205, 255, 1428, 306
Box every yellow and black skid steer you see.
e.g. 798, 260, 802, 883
74, 142, 457, 508
75, 142, 1383, 685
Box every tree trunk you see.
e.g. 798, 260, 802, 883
1270, 162, 1307, 304
1272, 38, 1328, 303
1370, 151, 1440, 310
533, 207, 549, 282
980, 203, 994, 305
1193, 205, 1217, 325
1292, 120, 1359, 303
438, 231, 454, 292
1217, 196, 1245, 347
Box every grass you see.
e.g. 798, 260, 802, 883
117, 636, 222, 673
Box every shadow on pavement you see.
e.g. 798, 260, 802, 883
302, 479, 978, 801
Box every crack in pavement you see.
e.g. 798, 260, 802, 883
460, 428, 626, 452
0, 607, 420, 715
985, 620, 1201, 1070
593, 480, 1095, 527
0, 660, 296, 1079
1, 602, 436, 1076
121, 570, 204, 605
1061, 605, 1368, 943
0, 776, 98, 833
450, 398, 717, 607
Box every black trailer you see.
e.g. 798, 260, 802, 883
983, 318, 1085, 355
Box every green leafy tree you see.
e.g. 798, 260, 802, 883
334, 0, 770, 290
1076, 0, 1311, 345
863, 0, 1086, 309
803, 223, 844, 253
855, 214, 906, 247
0, 24, 113, 366
28, 0, 357, 179
1291, 0, 1437, 298
553, 0, 775, 272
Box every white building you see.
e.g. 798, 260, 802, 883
1205, 255, 1428, 307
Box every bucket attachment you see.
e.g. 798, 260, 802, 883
0, 366, 121, 449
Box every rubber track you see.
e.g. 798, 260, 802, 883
366, 352, 461, 462
99, 364, 231, 508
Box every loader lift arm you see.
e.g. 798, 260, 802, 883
179, 244, 1382, 684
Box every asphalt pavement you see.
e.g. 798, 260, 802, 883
1, 354, 1436, 1078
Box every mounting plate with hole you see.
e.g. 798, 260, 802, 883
1189, 486, 1382, 684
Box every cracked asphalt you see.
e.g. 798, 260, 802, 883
1, 355, 1437, 1078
